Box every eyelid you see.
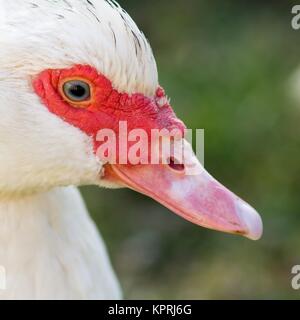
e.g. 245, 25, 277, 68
58, 76, 94, 107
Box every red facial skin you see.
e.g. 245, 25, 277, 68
33, 64, 185, 162
32, 64, 262, 240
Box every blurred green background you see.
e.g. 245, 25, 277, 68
81, 0, 300, 299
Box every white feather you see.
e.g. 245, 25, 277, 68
0, 187, 121, 299
0, 0, 158, 96
0, 0, 159, 299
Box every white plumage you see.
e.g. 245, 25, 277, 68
0, 187, 121, 299
0, 0, 158, 300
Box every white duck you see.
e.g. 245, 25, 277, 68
0, 0, 263, 300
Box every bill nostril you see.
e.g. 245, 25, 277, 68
167, 157, 185, 172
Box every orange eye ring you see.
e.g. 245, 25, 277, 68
59, 77, 94, 108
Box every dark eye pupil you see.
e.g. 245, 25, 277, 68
70, 85, 86, 97
63, 80, 91, 102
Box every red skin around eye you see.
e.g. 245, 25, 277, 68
33, 64, 185, 161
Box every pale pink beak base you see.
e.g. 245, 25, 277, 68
104, 142, 263, 240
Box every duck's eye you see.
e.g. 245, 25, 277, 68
62, 80, 91, 102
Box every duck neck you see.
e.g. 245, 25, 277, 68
0, 186, 121, 299
0, 187, 82, 244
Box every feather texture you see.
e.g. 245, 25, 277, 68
0, 187, 121, 299
0, 0, 160, 299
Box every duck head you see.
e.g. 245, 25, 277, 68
0, 0, 262, 240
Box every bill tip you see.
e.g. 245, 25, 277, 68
236, 200, 263, 241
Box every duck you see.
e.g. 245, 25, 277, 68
0, 0, 263, 300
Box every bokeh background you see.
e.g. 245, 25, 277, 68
81, 0, 300, 299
